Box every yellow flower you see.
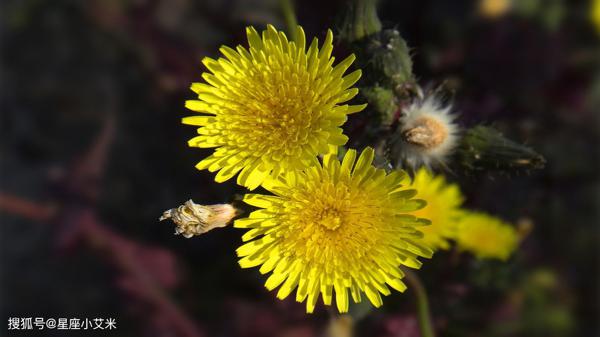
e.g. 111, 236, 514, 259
183, 25, 366, 190
478, 0, 511, 19
409, 168, 464, 251
234, 148, 432, 313
455, 212, 518, 261
593, 0, 600, 34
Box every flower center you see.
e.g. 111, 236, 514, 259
403, 116, 448, 149
316, 209, 343, 231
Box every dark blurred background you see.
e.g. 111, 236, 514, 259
1, 0, 598, 336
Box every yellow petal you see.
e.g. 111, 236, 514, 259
243, 194, 281, 208
364, 284, 383, 307
265, 272, 287, 291
185, 100, 212, 113
334, 281, 349, 313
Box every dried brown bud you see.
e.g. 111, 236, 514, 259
159, 200, 238, 238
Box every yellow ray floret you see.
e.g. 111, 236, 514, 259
455, 212, 519, 261
184, 25, 366, 190
234, 147, 433, 313
409, 168, 464, 251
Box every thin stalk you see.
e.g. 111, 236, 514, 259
279, 0, 298, 41
403, 268, 436, 337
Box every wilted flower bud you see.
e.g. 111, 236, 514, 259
390, 95, 459, 169
159, 200, 239, 238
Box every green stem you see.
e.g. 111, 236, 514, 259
279, 0, 298, 41
403, 268, 436, 337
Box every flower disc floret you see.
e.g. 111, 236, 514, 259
184, 25, 366, 189
234, 147, 433, 313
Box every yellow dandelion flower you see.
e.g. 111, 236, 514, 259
456, 212, 519, 261
183, 25, 366, 190
234, 147, 433, 313
409, 168, 464, 251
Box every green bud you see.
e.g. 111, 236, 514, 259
337, 0, 414, 88
455, 126, 546, 172
345, 28, 415, 92
338, 0, 382, 43
363, 29, 414, 89
337, 0, 415, 128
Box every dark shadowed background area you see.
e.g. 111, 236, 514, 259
1, 0, 598, 336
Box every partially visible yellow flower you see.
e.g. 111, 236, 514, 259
456, 212, 519, 261
478, 0, 512, 19
409, 168, 464, 251
184, 25, 366, 190
234, 148, 433, 313
593, 0, 600, 34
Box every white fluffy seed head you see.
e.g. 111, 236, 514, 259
393, 96, 460, 170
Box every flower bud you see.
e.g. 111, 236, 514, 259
160, 200, 239, 238
455, 126, 545, 172
338, 0, 382, 43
